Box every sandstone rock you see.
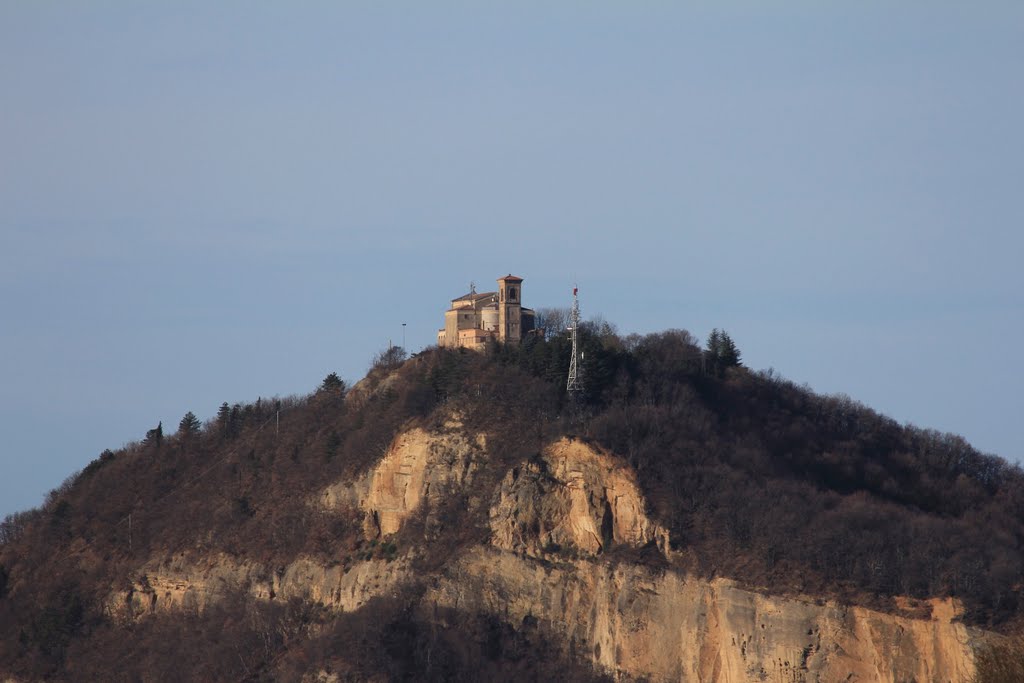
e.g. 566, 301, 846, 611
427, 547, 978, 683
106, 553, 411, 621
490, 437, 668, 557
319, 421, 482, 539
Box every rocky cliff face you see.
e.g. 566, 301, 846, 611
107, 553, 411, 621
428, 548, 975, 683
490, 438, 669, 557
105, 424, 982, 682
318, 419, 484, 539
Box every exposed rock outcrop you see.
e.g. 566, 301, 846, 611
107, 553, 411, 621
427, 547, 978, 683
107, 545, 980, 682
319, 421, 484, 539
490, 438, 668, 557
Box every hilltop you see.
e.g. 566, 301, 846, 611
1, 326, 1022, 681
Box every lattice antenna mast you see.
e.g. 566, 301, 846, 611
567, 284, 583, 394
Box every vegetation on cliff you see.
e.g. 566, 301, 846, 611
0, 324, 1022, 680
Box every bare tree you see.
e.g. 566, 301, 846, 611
534, 307, 571, 339
371, 345, 407, 371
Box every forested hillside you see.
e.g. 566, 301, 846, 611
1, 326, 1021, 681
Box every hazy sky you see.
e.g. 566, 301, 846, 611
2, 2, 1022, 517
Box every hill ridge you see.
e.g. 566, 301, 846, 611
1, 328, 1021, 680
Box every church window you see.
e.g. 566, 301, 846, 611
509, 287, 517, 301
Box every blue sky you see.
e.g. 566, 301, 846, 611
2, 2, 1022, 517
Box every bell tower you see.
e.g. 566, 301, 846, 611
497, 274, 524, 343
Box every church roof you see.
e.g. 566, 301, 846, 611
452, 290, 497, 303
497, 274, 523, 282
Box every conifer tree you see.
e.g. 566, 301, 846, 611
704, 328, 722, 375
216, 402, 231, 430
216, 402, 240, 440
704, 328, 742, 375
320, 372, 345, 394
705, 329, 721, 356
719, 331, 742, 368
178, 411, 202, 437
144, 421, 163, 448
229, 404, 241, 437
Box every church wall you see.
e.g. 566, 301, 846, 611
443, 310, 460, 348
481, 308, 499, 332
455, 310, 478, 330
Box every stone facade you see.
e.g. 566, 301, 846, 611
437, 274, 536, 349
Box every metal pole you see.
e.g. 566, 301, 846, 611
402, 323, 406, 350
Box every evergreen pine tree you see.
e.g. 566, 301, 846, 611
705, 328, 722, 358
320, 372, 345, 394
704, 329, 722, 375
144, 421, 163, 448
719, 331, 742, 368
178, 411, 202, 437
229, 404, 241, 438
704, 328, 742, 375
216, 402, 231, 430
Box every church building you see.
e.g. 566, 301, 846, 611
437, 275, 537, 350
